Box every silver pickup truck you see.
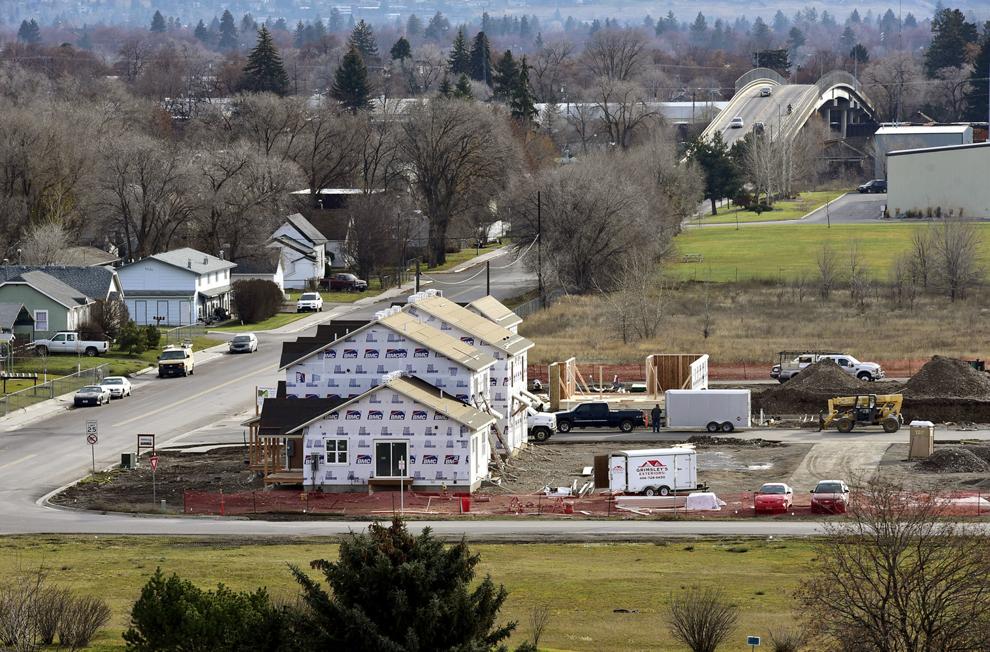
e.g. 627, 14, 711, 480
34, 332, 110, 357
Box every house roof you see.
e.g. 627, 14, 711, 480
467, 295, 523, 329
888, 141, 990, 157
0, 303, 32, 329
306, 212, 350, 242
278, 311, 495, 372
2, 271, 91, 308
316, 320, 368, 340
277, 321, 370, 368
876, 125, 972, 136
126, 248, 236, 275
408, 295, 532, 356
231, 253, 281, 275
285, 213, 328, 245
269, 235, 317, 260
63, 246, 120, 267
2, 265, 117, 301
258, 397, 348, 437
286, 374, 495, 434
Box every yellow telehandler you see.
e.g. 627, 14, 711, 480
819, 394, 904, 433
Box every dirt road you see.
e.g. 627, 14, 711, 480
788, 442, 890, 489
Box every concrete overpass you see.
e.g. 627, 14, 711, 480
701, 68, 876, 148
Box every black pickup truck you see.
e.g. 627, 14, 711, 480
554, 402, 645, 433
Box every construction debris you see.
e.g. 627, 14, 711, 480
914, 448, 990, 474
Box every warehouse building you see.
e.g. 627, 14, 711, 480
887, 142, 990, 218
874, 124, 972, 178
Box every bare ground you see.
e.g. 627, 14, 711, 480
878, 443, 990, 491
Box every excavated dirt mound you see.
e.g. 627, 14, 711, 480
904, 356, 990, 399
914, 448, 990, 474
754, 359, 871, 414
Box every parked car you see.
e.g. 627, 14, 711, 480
34, 332, 109, 357
322, 273, 368, 292
296, 292, 324, 312
158, 344, 194, 378
729, 116, 745, 128
554, 402, 646, 433
759, 86, 773, 97
754, 482, 793, 514
99, 376, 132, 398
74, 385, 110, 407
810, 480, 850, 514
858, 179, 887, 193
228, 333, 258, 354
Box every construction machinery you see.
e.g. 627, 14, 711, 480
819, 394, 904, 433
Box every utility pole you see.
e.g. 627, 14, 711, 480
536, 191, 544, 307
486, 260, 490, 296
415, 260, 420, 293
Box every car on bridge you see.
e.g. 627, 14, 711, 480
729, 116, 745, 129
858, 179, 887, 193
759, 86, 773, 97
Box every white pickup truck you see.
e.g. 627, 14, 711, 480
34, 332, 110, 357
527, 408, 557, 443
771, 351, 885, 383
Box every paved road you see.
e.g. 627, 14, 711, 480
549, 426, 990, 446
689, 193, 889, 228
712, 84, 816, 150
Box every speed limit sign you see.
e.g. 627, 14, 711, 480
86, 420, 98, 436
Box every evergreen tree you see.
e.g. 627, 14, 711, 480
448, 28, 471, 75
331, 46, 372, 112
469, 31, 492, 85
965, 32, 990, 120
481, 12, 494, 34
194, 20, 209, 43
150, 10, 166, 33
390, 36, 411, 62
925, 8, 978, 77
328, 8, 343, 32
291, 520, 516, 650
241, 26, 289, 95
293, 21, 306, 48
454, 73, 473, 99
848, 9, 861, 25
689, 12, 708, 45
218, 9, 238, 50
241, 13, 257, 34
438, 75, 452, 97
78, 29, 92, 49
209, 16, 221, 32
349, 19, 379, 59
839, 25, 856, 51
751, 17, 771, 50
425, 11, 450, 40
904, 13, 918, 29
274, 17, 287, 31
492, 49, 518, 102
406, 14, 423, 37
510, 56, 537, 121
787, 26, 805, 51
17, 19, 41, 44
772, 10, 789, 33
689, 131, 741, 215
849, 44, 870, 65
312, 18, 327, 41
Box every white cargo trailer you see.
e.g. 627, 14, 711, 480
664, 389, 751, 433
608, 448, 700, 496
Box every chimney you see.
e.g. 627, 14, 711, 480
203, 256, 208, 264
187, 259, 192, 269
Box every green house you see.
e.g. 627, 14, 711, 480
0, 271, 97, 339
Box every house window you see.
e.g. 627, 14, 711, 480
34, 310, 48, 332
325, 438, 348, 464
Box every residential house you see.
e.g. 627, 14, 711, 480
467, 296, 523, 334
0, 266, 123, 339
0, 303, 35, 346
268, 213, 327, 290
117, 248, 236, 326
231, 253, 285, 293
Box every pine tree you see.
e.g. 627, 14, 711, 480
839, 25, 856, 51
17, 19, 41, 44
150, 10, 166, 33
218, 9, 238, 50
787, 26, 805, 51
390, 36, 411, 62
849, 9, 861, 25
293, 21, 306, 48
438, 75, 452, 97
469, 31, 492, 85
328, 8, 343, 32
904, 13, 918, 29
331, 46, 373, 112
492, 49, 518, 102
689, 12, 708, 45
78, 29, 93, 50
241, 26, 289, 95
965, 33, 990, 120
274, 17, 287, 31
448, 28, 471, 75
406, 14, 423, 37
925, 8, 978, 77
510, 56, 536, 121
349, 19, 378, 59
290, 520, 516, 651
241, 13, 256, 34
689, 131, 741, 216
192, 20, 208, 43
849, 43, 869, 65
453, 73, 473, 99
425, 11, 449, 40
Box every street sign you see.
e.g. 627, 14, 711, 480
137, 434, 155, 453
747, 636, 761, 647
86, 420, 98, 436
149, 455, 159, 472
86, 433, 98, 445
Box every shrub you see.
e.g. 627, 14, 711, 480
116, 321, 147, 355
57, 594, 111, 650
143, 325, 161, 349
231, 280, 283, 324
90, 297, 129, 340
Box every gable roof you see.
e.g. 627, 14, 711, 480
2, 271, 92, 308
258, 396, 347, 437
269, 235, 317, 260
231, 252, 282, 275
0, 303, 32, 330
286, 374, 495, 434
306, 212, 350, 241
284, 213, 328, 245
278, 310, 495, 372
2, 265, 118, 301
408, 295, 532, 356
124, 248, 236, 275
63, 246, 120, 267
278, 321, 370, 368
467, 295, 523, 329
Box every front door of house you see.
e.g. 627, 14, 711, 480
375, 441, 408, 477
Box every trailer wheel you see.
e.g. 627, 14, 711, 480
658, 486, 671, 497
644, 487, 657, 496
706, 422, 719, 433
557, 420, 572, 433
720, 421, 735, 433
619, 419, 634, 433
837, 418, 855, 433
882, 417, 900, 433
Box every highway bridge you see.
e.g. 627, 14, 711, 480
701, 68, 877, 148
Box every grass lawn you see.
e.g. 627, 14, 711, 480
673, 222, 990, 282
693, 190, 846, 225
427, 242, 504, 272
285, 277, 386, 305
0, 536, 812, 652
209, 312, 309, 333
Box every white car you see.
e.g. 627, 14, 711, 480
729, 116, 745, 129
759, 86, 772, 97
296, 292, 324, 312
228, 333, 259, 353
100, 376, 132, 398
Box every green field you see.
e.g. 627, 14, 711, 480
694, 190, 845, 225
673, 222, 990, 282
0, 536, 812, 652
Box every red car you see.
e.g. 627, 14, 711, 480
321, 273, 368, 292
754, 483, 793, 514
810, 480, 850, 514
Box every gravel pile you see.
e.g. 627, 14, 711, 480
914, 448, 990, 474
965, 446, 990, 465
904, 356, 990, 399
755, 359, 869, 414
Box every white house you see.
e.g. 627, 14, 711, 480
287, 373, 495, 492
231, 253, 285, 293
403, 292, 533, 453
268, 213, 327, 290
117, 248, 237, 325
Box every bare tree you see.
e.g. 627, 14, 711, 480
356, 107, 402, 192
404, 43, 447, 95
817, 243, 839, 300
291, 106, 364, 198
800, 478, 990, 651
583, 29, 647, 82
861, 53, 926, 122
399, 99, 518, 266
344, 192, 414, 285
234, 93, 307, 159
531, 41, 574, 103
910, 228, 932, 290
529, 602, 553, 649
767, 626, 808, 652
929, 65, 972, 122
592, 78, 662, 148
666, 586, 739, 652
599, 249, 669, 343
621, 129, 704, 232
564, 96, 600, 154
17, 219, 72, 264
929, 218, 983, 301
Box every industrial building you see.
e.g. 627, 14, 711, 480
874, 124, 973, 178
887, 142, 990, 219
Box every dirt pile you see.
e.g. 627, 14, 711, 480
755, 359, 869, 415
686, 435, 781, 448
904, 356, 990, 399
914, 448, 990, 474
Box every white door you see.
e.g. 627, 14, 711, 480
135, 301, 148, 325
608, 456, 627, 492
674, 454, 695, 490
156, 301, 169, 326
179, 301, 191, 325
